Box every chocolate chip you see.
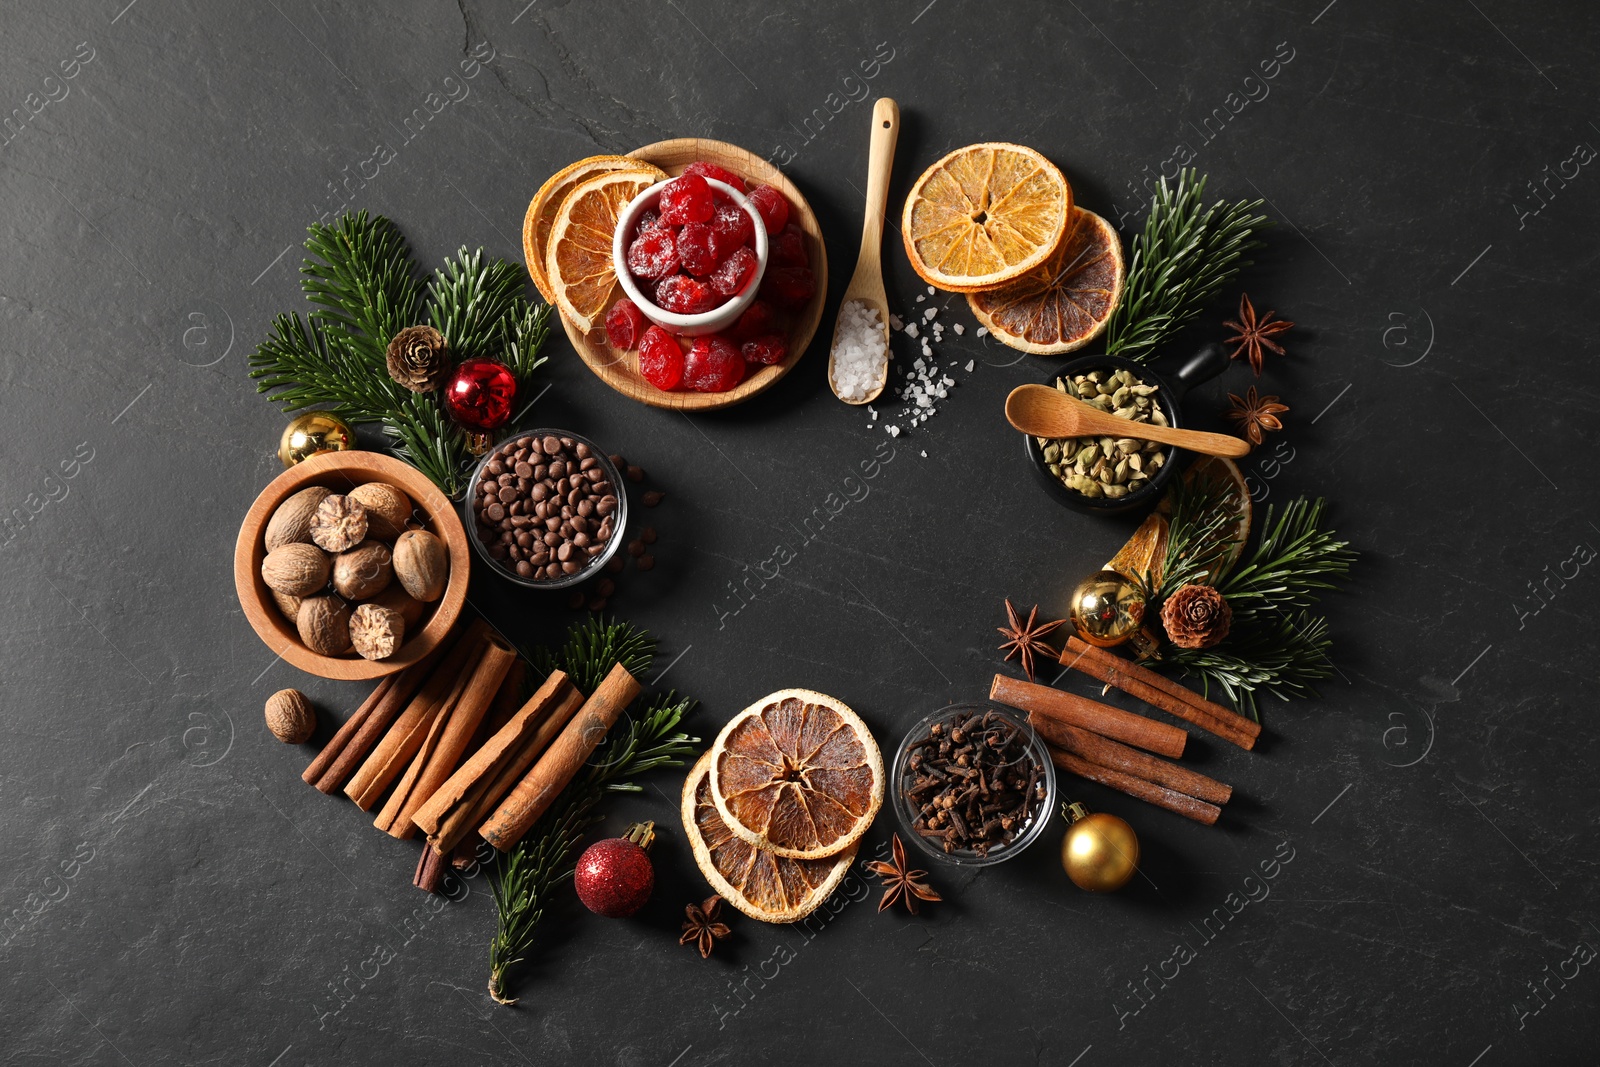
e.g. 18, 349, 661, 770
626, 465, 644, 483
637, 554, 655, 571
642, 490, 665, 507
597, 579, 616, 597
627, 539, 645, 558
641, 526, 657, 544
587, 597, 607, 612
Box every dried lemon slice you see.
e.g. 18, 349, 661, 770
682, 753, 855, 923
709, 688, 883, 861
901, 142, 1071, 292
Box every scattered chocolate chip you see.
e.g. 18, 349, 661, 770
626, 465, 644, 483
637, 554, 655, 571
642, 491, 665, 507
641, 526, 657, 545
627, 539, 645, 558
597, 579, 616, 598
606, 557, 625, 574
587, 597, 607, 612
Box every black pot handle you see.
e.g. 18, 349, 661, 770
1165, 343, 1229, 401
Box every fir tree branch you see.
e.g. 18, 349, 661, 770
247, 312, 405, 423
300, 211, 424, 360
428, 248, 533, 365
488, 619, 697, 1005
1170, 609, 1333, 720
1218, 497, 1356, 625
1103, 170, 1270, 361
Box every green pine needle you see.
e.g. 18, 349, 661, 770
488, 619, 697, 1004
247, 211, 550, 499
1103, 169, 1270, 361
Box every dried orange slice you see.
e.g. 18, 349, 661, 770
709, 688, 882, 861
545, 170, 661, 333
681, 753, 855, 923
1105, 511, 1170, 589
901, 142, 1072, 292
523, 156, 665, 302
1163, 456, 1252, 585
967, 207, 1124, 354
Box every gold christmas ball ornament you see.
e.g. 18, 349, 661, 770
278, 412, 354, 468
1068, 569, 1147, 648
1061, 801, 1139, 892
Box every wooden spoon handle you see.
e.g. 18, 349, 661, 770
1121, 420, 1253, 459
858, 98, 899, 260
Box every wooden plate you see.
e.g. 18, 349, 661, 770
233, 450, 471, 681
552, 138, 827, 411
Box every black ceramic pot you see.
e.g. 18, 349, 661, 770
1022, 343, 1230, 517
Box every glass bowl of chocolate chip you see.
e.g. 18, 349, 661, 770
463, 430, 627, 590
891, 702, 1056, 867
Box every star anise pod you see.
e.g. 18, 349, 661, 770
679, 895, 731, 959
1222, 293, 1293, 376
997, 598, 1064, 682
866, 834, 942, 915
1225, 387, 1289, 447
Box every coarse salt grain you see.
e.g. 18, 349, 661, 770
828, 300, 888, 402
953, 324, 965, 336
923, 308, 937, 321
976, 326, 988, 337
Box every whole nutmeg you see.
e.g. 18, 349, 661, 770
393, 529, 448, 602
332, 540, 393, 601
368, 584, 426, 630
298, 595, 352, 655
270, 589, 303, 623
265, 688, 316, 743
265, 485, 332, 551
262, 542, 331, 597
349, 603, 406, 660
348, 482, 413, 541
310, 494, 368, 553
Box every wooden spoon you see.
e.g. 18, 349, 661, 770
1004, 384, 1252, 459
828, 97, 899, 406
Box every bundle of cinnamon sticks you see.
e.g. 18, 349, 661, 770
301, 616, 643, 892
990, 671, 1238, 826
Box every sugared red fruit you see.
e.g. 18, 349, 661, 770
657, 275, 719, 315
746, 184, 790, 235
770, 224, 808, 268
684, 335, 745, 392
710, 246, 759, 297
684, 161, 747, 193
627, 228, 679, 280
761, 266, 816, 308
677, 222, 718, 276
638, 326, 685, 390
732, 300, 777, 341
605, 299, 647, 350
741, 333, 788, 366
710, 203, 753, 258
659, 173, 715, 225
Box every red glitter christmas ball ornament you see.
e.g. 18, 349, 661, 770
574, 822, 656, 918
442, 357, 517, 433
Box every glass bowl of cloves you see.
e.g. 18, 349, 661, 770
891, 702, 1056, 866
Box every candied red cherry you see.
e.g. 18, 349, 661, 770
677, 222, 717, 276
605, 299, 647, 350
656, 274, 720, 315
770, 223, 808, 268
760, 266, 815, 308
683, 335, 745, 392
709, 246, 759, 297
731, 299, 777, 341
740, 333, 788, 366
638, 326, 685, 390
683, 161, 746, 193
658, 173, 715, 225
627, 227, 679, 281
745, 184, 790, 235
709, 203, 754, 259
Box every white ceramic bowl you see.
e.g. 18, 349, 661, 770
611, 177, 769, 336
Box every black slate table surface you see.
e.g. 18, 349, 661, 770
4, 2, 1597, 1064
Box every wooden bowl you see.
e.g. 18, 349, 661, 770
550, 138, 828, 411
233, 450, 471, 681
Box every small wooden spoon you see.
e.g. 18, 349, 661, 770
1004, 384, 1252, 459
828, 97, 899, 406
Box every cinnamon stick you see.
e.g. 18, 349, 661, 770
989, 674, 1187, 759
302, 674, 393, 788
412, 670, 575, 850
1047, 747, 1222, 825
307, 639, 455, 794
377, 632, 518, 839
346, 620, 490, 809
413, 845, 448, 894
481, 662, 641, 851
484, 659, 527, 737
1061, 637, 1259, 749
1028, 712, 1232, 806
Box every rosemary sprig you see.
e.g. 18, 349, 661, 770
1103, 170, 1270, 361
488, 619, 698, 1004
248, 211, 549, 499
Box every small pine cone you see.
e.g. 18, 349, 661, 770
385, 324, 451, 392
1160, 584, 1232, 649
